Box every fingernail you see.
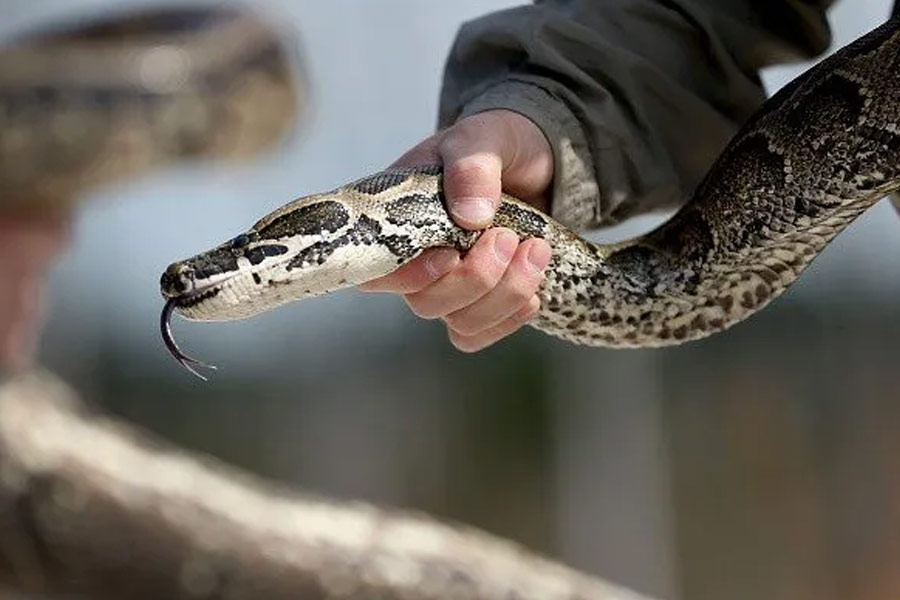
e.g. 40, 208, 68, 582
527, 241, 552, 273
424, 249, 459, 280
493, 230, 519, 263
450, 198, 494, 225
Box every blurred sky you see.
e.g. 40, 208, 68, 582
1, 0, 896, 374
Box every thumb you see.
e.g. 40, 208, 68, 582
437, 112, 519, 230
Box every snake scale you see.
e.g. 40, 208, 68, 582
160, 15, 900, 375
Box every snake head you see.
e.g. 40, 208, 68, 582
158, 233, 275, 380
159, 231, 269, 307
159, 261, 220, 380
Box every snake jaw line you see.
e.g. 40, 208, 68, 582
160, 298, 217, 381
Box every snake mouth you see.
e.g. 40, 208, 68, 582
170, 285, 222, 309
160, 290, 220, 381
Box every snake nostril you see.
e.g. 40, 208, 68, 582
176, 267, 195, 294
161, 264, 195, 297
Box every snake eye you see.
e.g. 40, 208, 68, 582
230, 233, 251, 250
230, 231, 258, 251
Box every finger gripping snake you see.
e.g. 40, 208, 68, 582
161, 17, 900, 374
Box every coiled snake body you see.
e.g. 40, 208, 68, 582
160, 16, 900, 373
0, 7, 299, 212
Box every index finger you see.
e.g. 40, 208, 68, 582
357, 247, 459, 294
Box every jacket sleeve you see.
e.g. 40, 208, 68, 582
438, 0, 835, 230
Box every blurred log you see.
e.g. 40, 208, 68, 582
0, 370, 656, 600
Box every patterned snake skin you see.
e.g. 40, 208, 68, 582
0, 7, 299, 212
160, 16, 900, 373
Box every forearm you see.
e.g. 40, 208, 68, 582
438, 0, 835, 230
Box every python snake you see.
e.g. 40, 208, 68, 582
159, 16, 900, 377
0, 7, 299, 213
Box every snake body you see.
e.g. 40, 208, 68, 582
0, 7, 299, 212
160, 16, 900, 365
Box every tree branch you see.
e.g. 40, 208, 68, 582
0, 370, 657, 600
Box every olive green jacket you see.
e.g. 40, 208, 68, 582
438, 0, 839, 230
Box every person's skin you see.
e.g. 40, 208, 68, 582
359, 109, 555, 352
0, 212, 70, 370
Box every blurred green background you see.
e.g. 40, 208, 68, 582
4, 1, 899, 600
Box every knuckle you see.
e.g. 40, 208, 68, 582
505, 276, 538, 304
445, 314, 481, 338
421, 249, 460, 282
371, 259, 427, 293
442, 156, 494, 183
449, 332, 482, 354
495, 260, 542, 303
449, 114, 490, 140
514, 297, 541, 323
437, 126, 469, 154
442, 312, 462, 330
464, 265, 499, 293
396, 261, 429, 291
457, 324, 484, 338
404, 296, 442, 320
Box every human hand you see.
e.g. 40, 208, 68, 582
0, 212, 70, 370
359, 109, 554, 352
